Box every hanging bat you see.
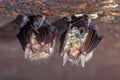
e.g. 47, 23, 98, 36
16, 15, 57, 61
59, 14, 103, 67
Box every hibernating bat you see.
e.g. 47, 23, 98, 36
59, 14, 103, 67
17, 15, 57, 61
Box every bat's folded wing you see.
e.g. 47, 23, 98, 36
82, 27, 103, 54
16, 22, 32, 50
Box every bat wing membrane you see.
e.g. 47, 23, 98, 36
83, 27, 103, 54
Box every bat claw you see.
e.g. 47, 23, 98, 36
80, 54, 86, 68
63, 53, 68, 66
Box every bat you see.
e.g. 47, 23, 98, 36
17, 15, 57, 61
59, 14, 103, 67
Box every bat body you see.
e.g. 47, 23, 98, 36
59, 14, 103, 67
17, 15, 57, 61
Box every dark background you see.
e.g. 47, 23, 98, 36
0, 0, 120, 80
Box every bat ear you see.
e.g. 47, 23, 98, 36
21, 15, 29, 27
83, 14, 91, 27
62, 16, 72, 23
21, 15, 36, 27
